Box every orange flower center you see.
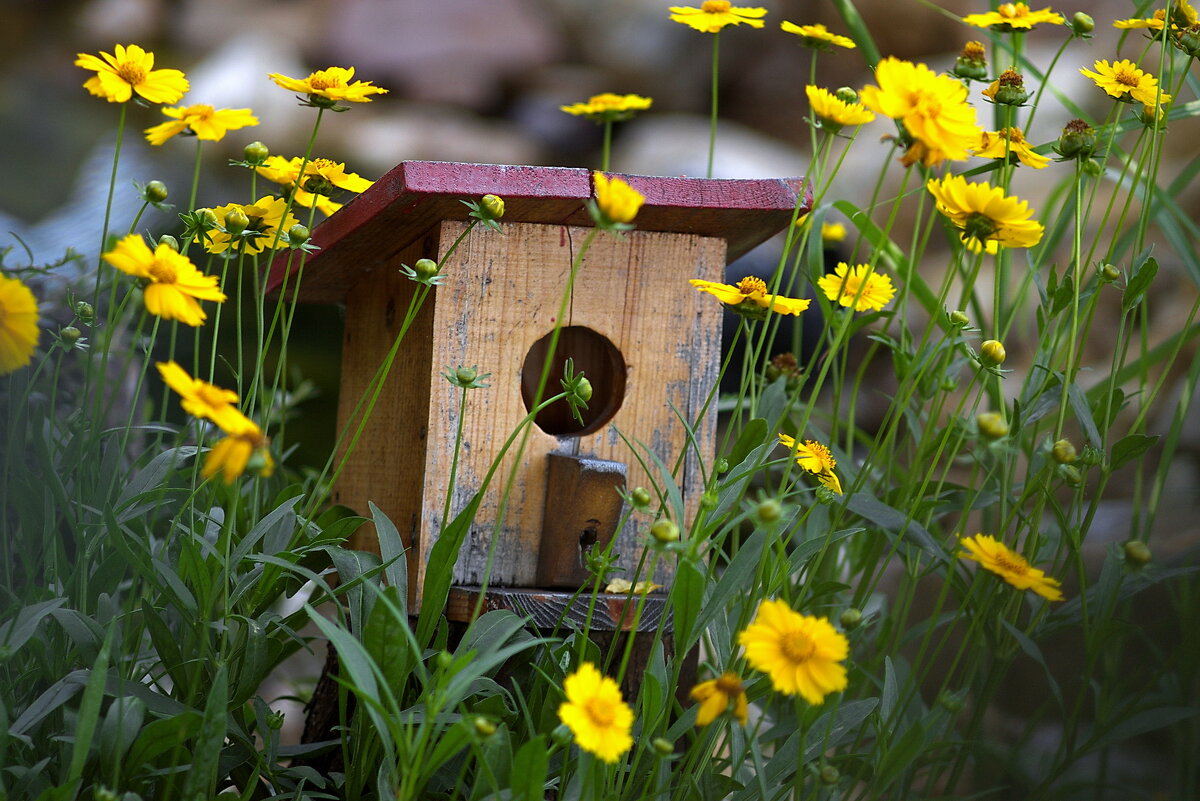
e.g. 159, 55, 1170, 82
780, 629, 816, 663
308, 76, 339, 91
147, 260, 178, 284
702, 0, 732, 12
994, 552, 1030, 576
998, 3, 1026, 17
715, 674, 744, 695
1115, 69, 1141, 87
584, 697, 615, 727
736, 276, 768, 296
116, 61, 147, 85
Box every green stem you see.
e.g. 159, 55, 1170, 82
707, 32, 720, 179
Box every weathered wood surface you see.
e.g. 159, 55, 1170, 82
265, 161, 812, 304
447, 586, 670, 632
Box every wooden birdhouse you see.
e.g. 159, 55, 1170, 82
266, 161, 807, 629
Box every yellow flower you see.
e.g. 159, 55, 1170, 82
780, 21, 856, 50
777, 433, 842, 494
0, 273, 39, 375
604, 578, 662, 594
817, 262, 896, 313
962, 3, 1064, 30
690, 673, 749, 726
203, 410, 274, 485
557, 663, 634, 763
102, 234, 225, 326
560, 93, 653, 122
859, 57, 981, 167
737, 599, 849, 705
690, 276, 811, 317
669, 1, 767, 32
926, 174, 1044, 249
805, 86, 875, 130
958, 534, 1064, 601
267, 66, 388, 104
144, 104, 259, 146
973, 127, 1050, 169
75, 44, 188, 104
156, 361, 245, 431
592, 172, 645, 226
821, 222, 847, 243
256, 157, 373, 215
202, 196, 300, 255
1080, 59, 1172, 106
1114, 1, 1196, 30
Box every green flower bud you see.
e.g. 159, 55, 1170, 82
243, 140, 270, 164
1071, 12, 1094, 34
938, 691, 964, 713
473, 717, 497, 737
224, 208, 250, 236
414, 258, 440, 280
60, 326, 82, 344
1123, 540, 1151, 566
1058, 464, 1083, 486
267, 709, 285, 730
950, 310, 970, 328
74, 301, 95, 323
481, 194, 505, 220
1176, 25, 1200, 58
1055, 119, 1097, 159
199, 208, 220, 229
144, 180, 168, 203
436, 650, 454, 670
699, 490, 718, 510
288, 224, 310, 245
819, 765, 840, 785
631, 487, 652, 509
1100, 263, 1121, 282
158, 234, 179, 251
575, 376, 593, 403
93, 787, 119, 801
714, 457, 730, 474
988, 69, 1030, 105
976, 411, 1009, 440
979, 339, 1006, 367
756, 498, 782, 523
650, 519, 680, 544
940, 376, 957, 392
456, 366, 478, 385
834, 86, 859, 104
653, 736, 675, 756
1052, 438, 1077, 464
953, 41, 989, 81
1081, 158, 1104, 178
551, 723, 573, 746
839, 608, 862, 630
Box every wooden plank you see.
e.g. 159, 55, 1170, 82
447, 586, 669, 632
265, 161, 810, 304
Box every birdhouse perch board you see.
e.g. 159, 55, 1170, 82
266, 161, 809, 618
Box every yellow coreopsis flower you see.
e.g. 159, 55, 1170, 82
75, 44, 188, 104
777, 433, 842, 494
203, 410, 274, 485
1114, 0, 1196, 30
102, 234, 225, 326
859, 57, 981, 166
805, 86, 875, 131
557, 663, 634, 763
821, 222, 847, 243
963, 3, 1064, 30
926, 174, 1044, 249
737, 599, 849, 705
973, 127, 1050, 169
817, 262, 896, 313
669, 0, 767, 32
267, 66, 388, 105
1081, 59, 1172, 106
156, 361, 244, 431
690, 673, 749, 726
560, 93, 653, 122
144, 104, 259, 146
691, 276, 810, 317
202, 197, 300, 255
958, 534, 1064, 601
592, 172, 645, 226
256, 156, 373, 215
604, 578, 662, 594
781, 21, 856, 50
0, 273, 39, 375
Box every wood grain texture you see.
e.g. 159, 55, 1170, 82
447, 586, 669, 632
265, 161, 811, 304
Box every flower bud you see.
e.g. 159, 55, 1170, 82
940, 376, 957, 392
1058, 464, 1082, 486
950, 310, 970, 328
551, 723, 573, 746
834, 86, 859, 104
60, 326, 82, 344
1081, 158, 1104, 178
1055, 119, 1097, 160
985, 69, 1030, 105
575, 376, 593, 403
1123, 540, 1151, 566
819, 765, 840, 785
1071, 12, 1094, 34
714, 457, 729, 474
473, 717, 497, 737
144, 180, 168, 203
953, 41, 989, 81
653, 737, 675, 756
267, 709, 285, 730
756, 498, 782, 523
455, 366, 478, 385
1176, 25, 1200, 58
650, 519, 680, 543
93, 788, 118, 801
979, 339, 1006, 367
74, 301, 95, 322
158, 234, 180, 251
481, 194, 505, 220
288, 224, 310, 245
976, 412, 1009, 440
224, 208, 250, 236
699, 491, 718, 510
1051, 439, 1077, 464
199, 208, 220, 229
1100, 263, 1121, 283
436, 650, 454, 670
630, 487, 652, 509
414, 258, 439, 280
839, 608, 862, 630
938, 691, 964, 713
243, 140, 270, 165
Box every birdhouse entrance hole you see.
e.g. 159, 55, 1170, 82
520, 326, 626, 437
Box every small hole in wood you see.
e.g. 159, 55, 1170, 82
520, 326, 626, 437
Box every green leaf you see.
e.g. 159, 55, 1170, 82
123, 712, 203, 773
417, 491, 483, 649
999, 619, 1063, 711
363, 584, 418, 699
65, 633, 110, 787
179, 663, 228, 801
726, 418, 768, 470
371, 501, 409, 605
0, 599, 66, 660
673, 559, 706, 652
1121, 255, 1158, 311
1110, 433, 1159, 470
511, 735, 550, 801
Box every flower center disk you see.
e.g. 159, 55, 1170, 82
703, 0, 732, 12
584, 697, 615, 727
780, 629, 816, 662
